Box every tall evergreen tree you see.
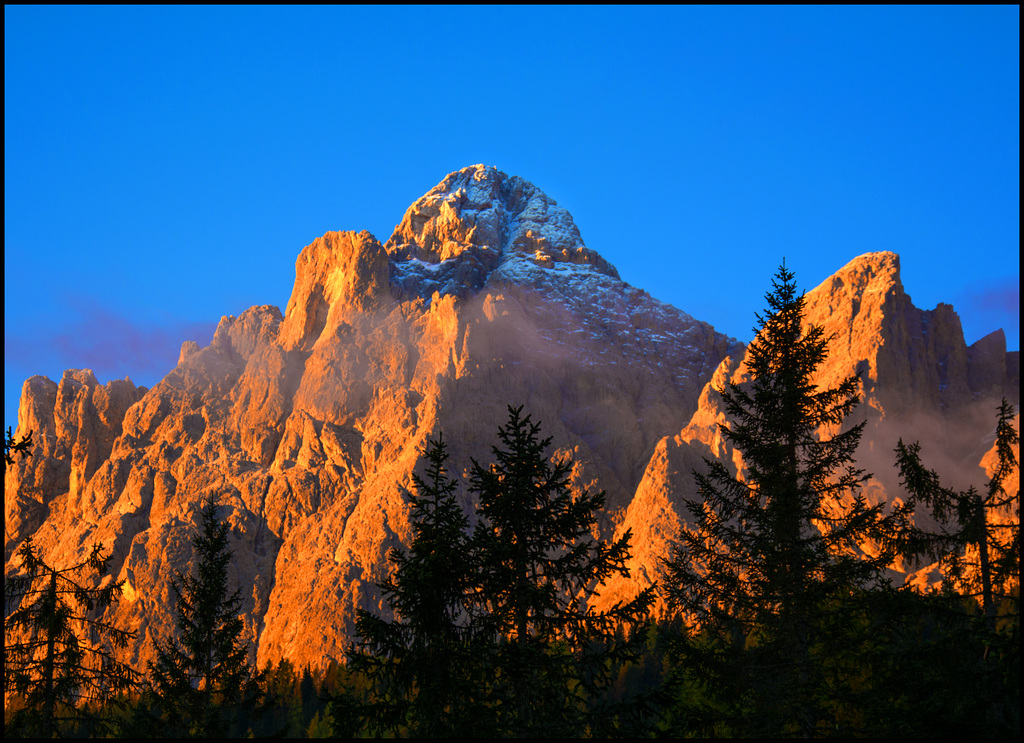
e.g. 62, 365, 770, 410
342, 434, 488, 737
662, 262, 909, 736
147, 494, 265, 738
895, 398, 1019, 630
469, 405, 656, 737
888, 398, 1019, 734
4, 537, 139, 737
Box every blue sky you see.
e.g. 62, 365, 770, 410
5, 6, 1019, 433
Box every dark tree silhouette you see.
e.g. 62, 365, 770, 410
469, 405, 656, 737
147, 495, 265, 738
342, 434, 489, 737
4, 537, 138, 737
341, 411, 656, 736
4, 425, 33, 470
662, 262, 910, 736
887, 398, 1019, 734
896, 398, 1019, 631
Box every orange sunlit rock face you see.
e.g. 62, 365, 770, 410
601, 251, 1019, 614
4, 167, 1018, 673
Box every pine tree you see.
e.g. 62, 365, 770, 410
342, 434, 488, 737
889, 398, 1019, 734
662, 262, 908, 736
4, 537, 139, 737
469, 405, 656, 737
147, 494, 265, 737
895, 398, 1019, 630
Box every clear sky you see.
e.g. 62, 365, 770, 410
5, 6, 1019, 433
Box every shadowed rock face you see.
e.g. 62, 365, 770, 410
5, 166, 743, 672
4, 169, 1017, 672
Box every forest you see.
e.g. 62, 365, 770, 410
4, 264, 1019, 738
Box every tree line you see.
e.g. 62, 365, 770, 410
3, 263, 1019, 737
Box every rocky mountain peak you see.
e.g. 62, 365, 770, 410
6, 167, 1016, 676
275, 167, 626, 352
604, 252, 1019, 615
817, 250, 902, 294
386, 165, 619, 299
802, 250, 1016, 420
280, 230, 389, 353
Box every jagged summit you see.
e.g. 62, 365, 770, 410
386, 165, 619, 301
280, 166, 714, 370
813, 251, 902, 303
274, 167, 734, 404
6, 167, 1016, 675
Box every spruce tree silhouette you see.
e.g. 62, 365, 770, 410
887, 398, 1019, 734
342, 411, 655, 736
662, 262, 910, 736
147, 495, 265, 737
4, 538, 139, 737
343, 434, 489, 737
470, 405, 655, 737
896, 398, 1019, 632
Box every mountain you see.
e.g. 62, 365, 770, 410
4, 166, 1018, 673
4, 165, 738, 671
605, 251, 1019, 612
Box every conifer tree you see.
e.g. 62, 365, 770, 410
469, 405, 656, 737
4, 537, 139, 737
4, 425, 33, 469
662, 262, 908, 736
147, 494, 265, 737
887, 399, 1019, 734
895, 398, 1019, 630
343, 434, 488, 737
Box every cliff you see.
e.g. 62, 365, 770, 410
608, 252, 1018, 610
5, 169, 1017, 671
5, 165, 744, 671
